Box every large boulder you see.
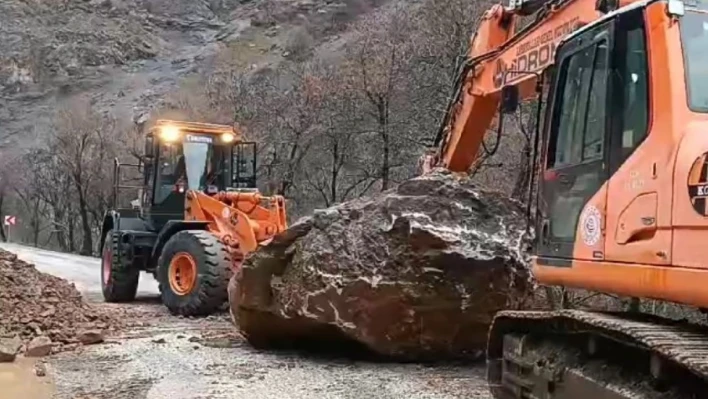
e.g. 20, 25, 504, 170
229, 170, 533, 360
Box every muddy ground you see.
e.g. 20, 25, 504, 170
0, 243, 492, 399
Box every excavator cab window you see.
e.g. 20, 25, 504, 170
609, 10, 649, 171
538, 22, 612, 257
549, 38, 609, 169
681, 10, 708, 112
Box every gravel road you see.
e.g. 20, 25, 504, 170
0, 243, 492, 399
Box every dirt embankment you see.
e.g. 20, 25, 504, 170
0, 250, 120, 361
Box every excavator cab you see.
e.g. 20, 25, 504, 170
100, 120, 286, 317
481, 1, 708, 398
530, 0, 708, 296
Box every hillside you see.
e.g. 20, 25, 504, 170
0, 0, 533, 256
0, 0, 387, 147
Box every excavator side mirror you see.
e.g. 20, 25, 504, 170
502, 85, 520, 114
595, 0, 619, 14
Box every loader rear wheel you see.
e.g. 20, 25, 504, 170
101, 230, 139, 302
157, 230, 233, 316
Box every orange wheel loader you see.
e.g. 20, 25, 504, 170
422, 0, 708, 397
100, 120, 287, 316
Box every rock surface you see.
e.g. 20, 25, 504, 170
0, 250, 118, 354
35, 362, 47, 377
229, 170, 533, 360
77, 330, 104, 345
25, 336, 53, 357
0, 0, 388, 148
0, 336, 22, 362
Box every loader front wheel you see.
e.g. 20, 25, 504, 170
157, 230, 233, 316
101, 230, 139, 303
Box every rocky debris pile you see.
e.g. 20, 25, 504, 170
229, 169, 534, 360
0, 250, 117, 362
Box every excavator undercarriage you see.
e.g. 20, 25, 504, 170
488, 310, 708, 399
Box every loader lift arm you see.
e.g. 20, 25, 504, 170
423, 0, 639, 173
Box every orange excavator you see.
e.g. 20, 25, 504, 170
101, 120, 287, 316
421, 0, 708, 397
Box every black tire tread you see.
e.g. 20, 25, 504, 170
102, 230, 139, 303
157, 230, 233, 316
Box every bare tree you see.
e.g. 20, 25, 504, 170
50, 99, 117, 255
342, 4, 414, 191
12, 164, 48, 247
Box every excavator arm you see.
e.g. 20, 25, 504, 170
424, 0, 640, 173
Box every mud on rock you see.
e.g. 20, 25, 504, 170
230, 169, 534, 360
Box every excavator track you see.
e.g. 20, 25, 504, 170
486, 309, 708, 399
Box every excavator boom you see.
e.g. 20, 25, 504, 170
428, 0, 640, 172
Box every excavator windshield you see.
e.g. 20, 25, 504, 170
681, 10, 708, 111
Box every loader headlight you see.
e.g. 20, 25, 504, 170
221, 132, 235, 143
159, 125, 181, 142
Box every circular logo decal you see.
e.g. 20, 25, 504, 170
580, 205, 601, 246
687, 153, 708, 216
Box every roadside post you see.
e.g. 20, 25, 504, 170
3, 215, 16, 242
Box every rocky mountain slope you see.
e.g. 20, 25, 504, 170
0, 0, 385, 147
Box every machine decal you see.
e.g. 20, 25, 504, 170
186, 134, 214, 144
688, 153, 708, 215
580, 205, 601, 246
493, 17, 582, 88
625, 170, 645, 191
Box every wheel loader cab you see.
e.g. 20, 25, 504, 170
101, 119, 275, 315
103, 120, 258, 274
141, 122, 258, 232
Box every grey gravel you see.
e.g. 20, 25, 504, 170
48, 301, 492, 399
2, 243, 492, 399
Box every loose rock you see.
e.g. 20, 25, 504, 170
26, 336, 52, 357
0, 336, 22, 362
230, 170, 533, 360
78, 330, 104, 345
0, 250, 120, 354
35, 362, 47, 377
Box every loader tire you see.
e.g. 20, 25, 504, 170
101, 230, 139, 302
157, 230, 233, 316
